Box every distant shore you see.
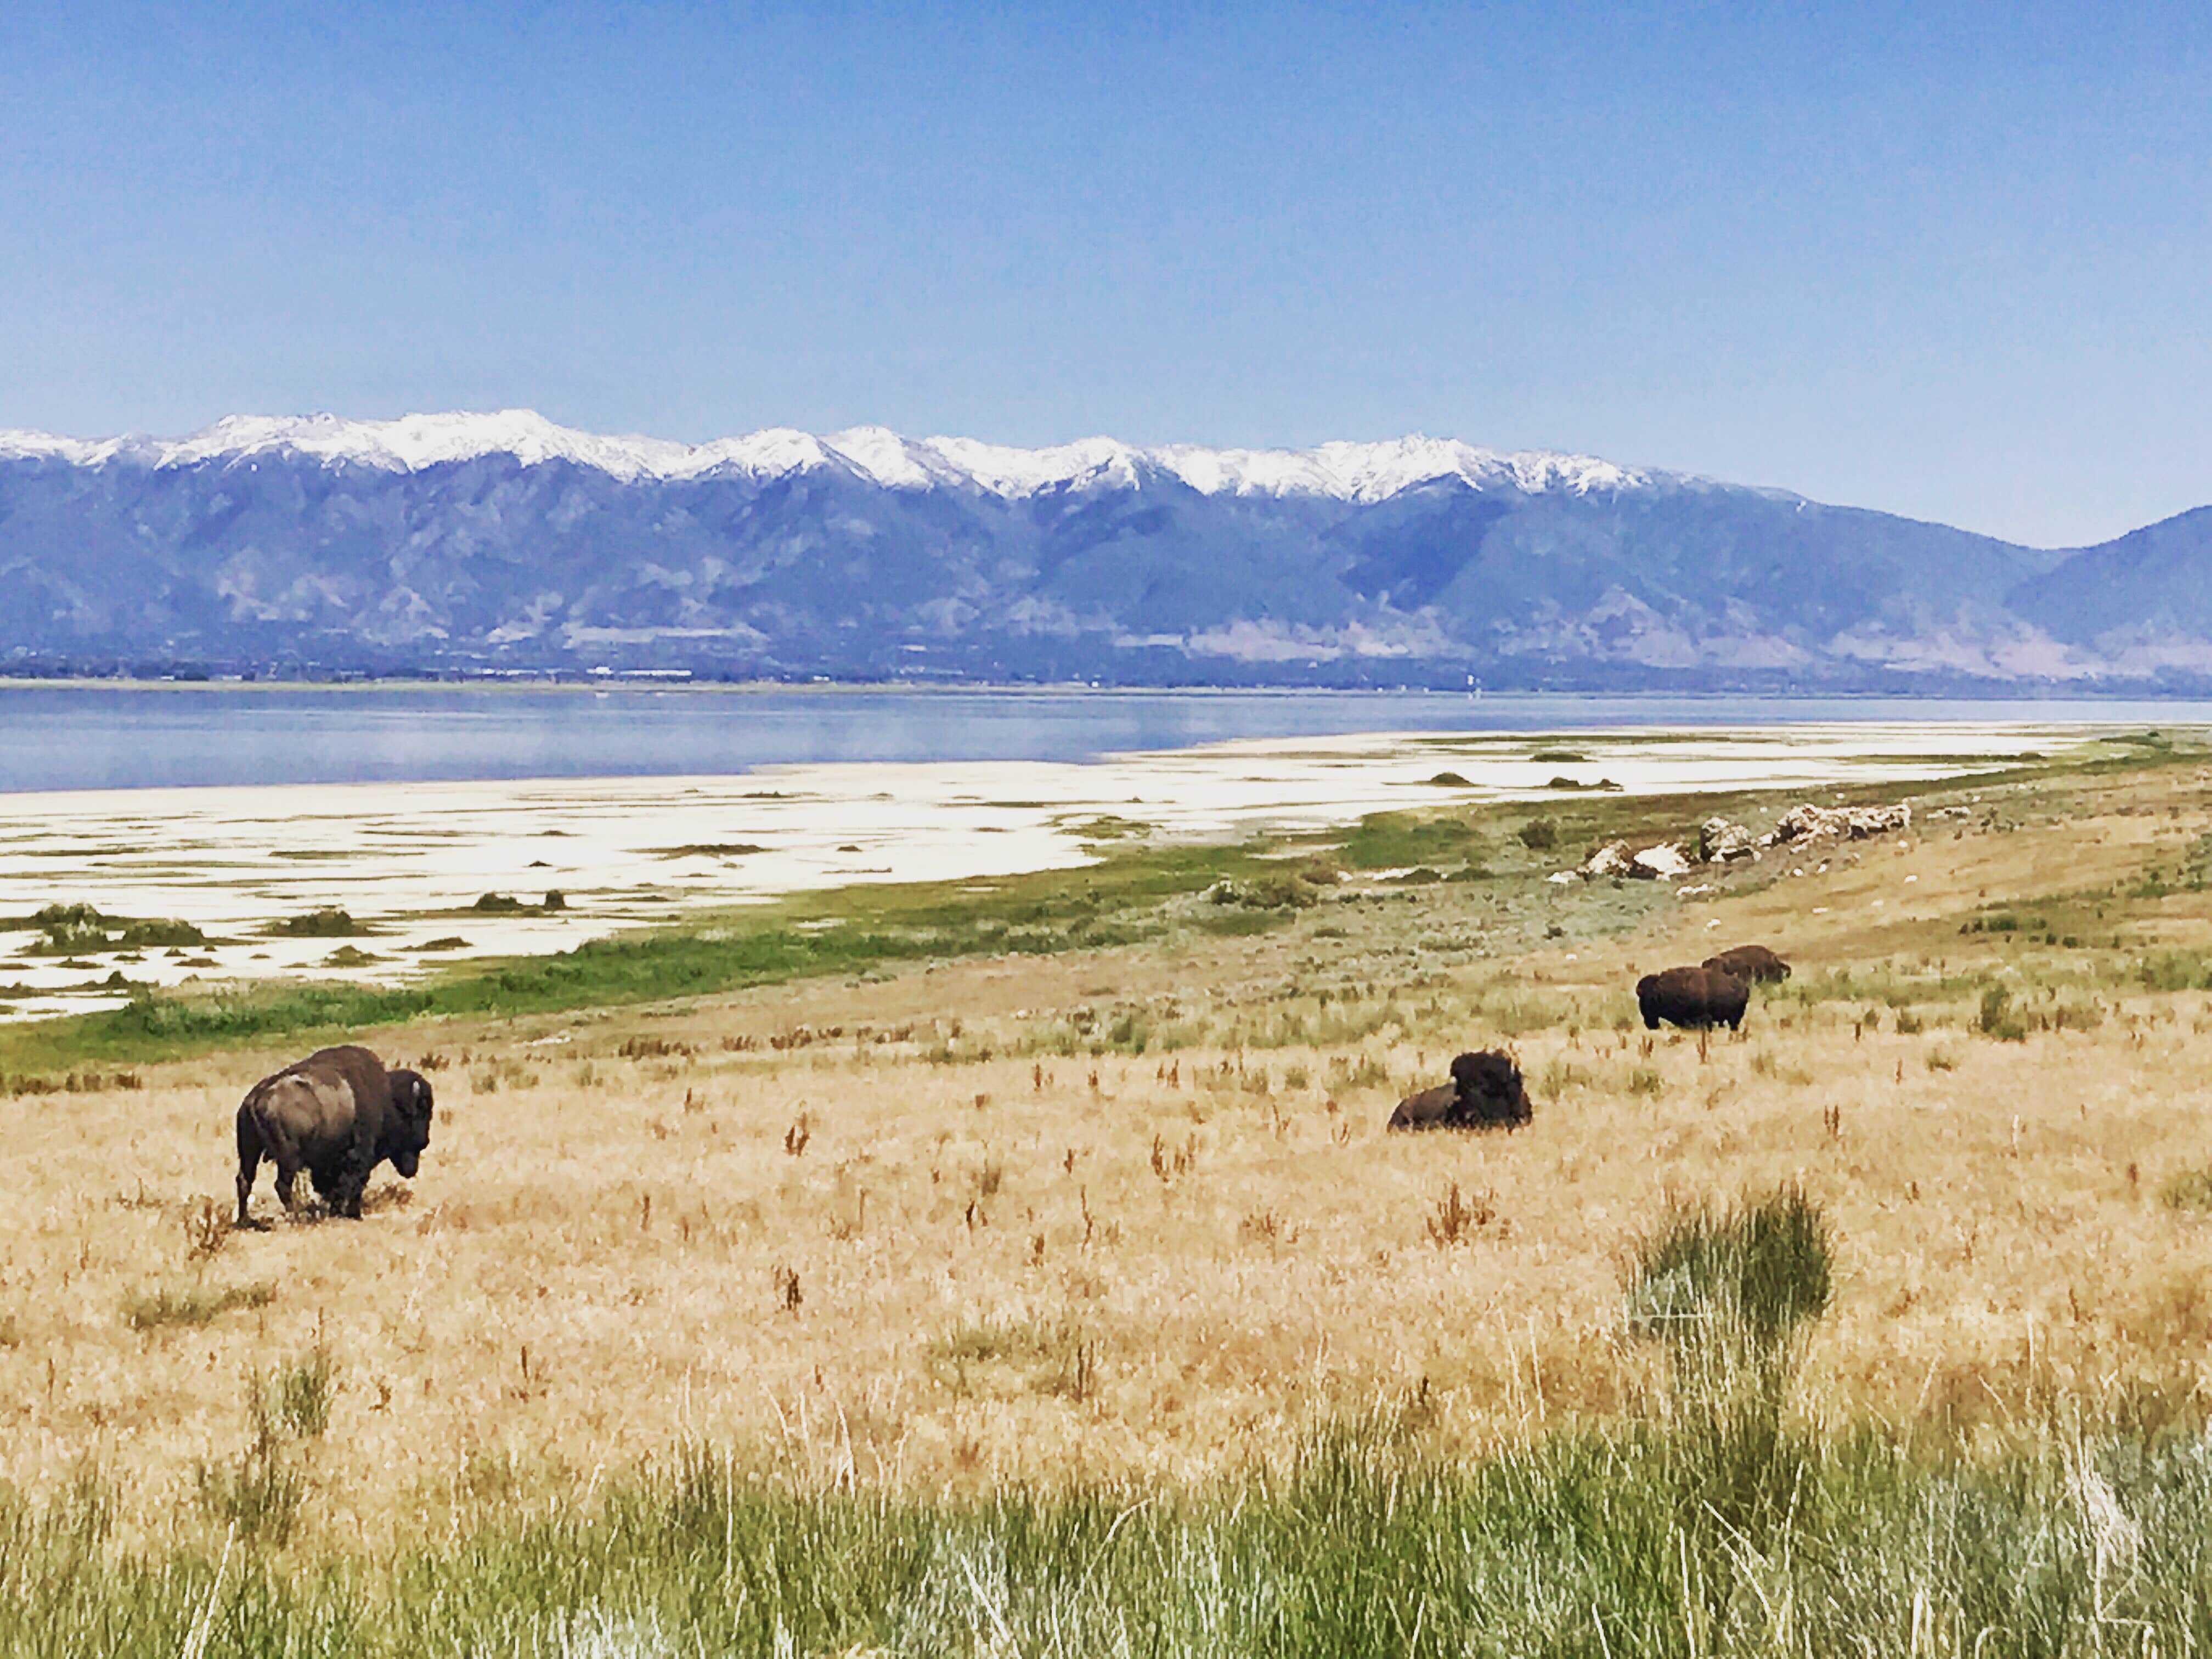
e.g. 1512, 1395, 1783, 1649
14, 673, 2212, 704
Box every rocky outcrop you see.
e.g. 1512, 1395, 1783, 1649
1567, 803, 1904, 885
1577, 839, 1636, 879
1629, 843, 1695, 880
1570, 837, 1696, 881
1761, 803, 1912, 845
1699, 817, 1759, 862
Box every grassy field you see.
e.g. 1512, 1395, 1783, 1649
9, 741, 2212, 1651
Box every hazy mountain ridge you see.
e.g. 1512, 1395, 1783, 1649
1, 413, 2205, 688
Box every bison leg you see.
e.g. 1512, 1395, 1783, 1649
234, 1157, 263, 1229
329, 1143, 374, 1219
234, 1109, 265, 1229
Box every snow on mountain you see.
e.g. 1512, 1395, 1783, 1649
0, 410, 1652, 503
19, 404, 2201, 692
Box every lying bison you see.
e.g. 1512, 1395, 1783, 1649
1637, 965, 1751, 1032
1703, 944, 1791, 984
1388, 1049, 1533, 1131
234, 1045, 435, 1226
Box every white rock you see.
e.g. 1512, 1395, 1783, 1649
1578, 839, 1635, 879
1629, 843, 1694, 880
1698, 817, 1758, 862
1760, 802, 1912, 847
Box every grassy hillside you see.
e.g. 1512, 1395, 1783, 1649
8, 741, 2212, 1651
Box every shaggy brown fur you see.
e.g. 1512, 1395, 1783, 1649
1703, 944, 1792, 984
1387, 1049, 1533, 1131
234, 1045, 434, 1225
1637, 965, 1751, 1032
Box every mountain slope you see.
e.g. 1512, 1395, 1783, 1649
0, 411, 2200, 687
2007, 507, 2212, 672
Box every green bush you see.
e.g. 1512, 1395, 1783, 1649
1207, 873, 1317, 909
22, 904, 206, 955
194, 1353, 332, 1546
269, 907, 360, 938
268, 1347, 336, 1440
2162, 1167, 2212, 1212
1627, 1184, 1833, 1354
1977, 984, 2027, 1041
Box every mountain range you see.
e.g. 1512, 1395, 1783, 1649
3, 409, 2209, 690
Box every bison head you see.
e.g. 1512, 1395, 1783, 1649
385, 1069, 436, 1178
1449, 1049, 1532, 1126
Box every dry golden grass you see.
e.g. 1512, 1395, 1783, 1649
12, 757, 2212, 1548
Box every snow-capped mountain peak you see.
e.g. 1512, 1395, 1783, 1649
3, 403, 2196, 692
0, 410, 1653, 504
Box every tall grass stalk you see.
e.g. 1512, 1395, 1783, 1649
8, 1424, 2212, 1655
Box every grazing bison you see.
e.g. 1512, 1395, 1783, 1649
1387, 1049, 1533, 1131
1703, 944, 1791, 984
234, 1045, 435, 1226
1637, 965, 1751, 1032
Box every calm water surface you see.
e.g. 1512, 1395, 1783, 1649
2, 685, 2205, 793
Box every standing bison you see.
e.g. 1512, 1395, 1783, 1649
1387, 1049, 1533, 1131
234, 1045, 435, 1226
1637, 966, 1751, 1032
1703, 944, 1791, 984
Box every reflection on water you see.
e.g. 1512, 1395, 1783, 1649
2, 685, 2204, 793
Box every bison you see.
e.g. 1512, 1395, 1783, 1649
234, 1045, 435, 1226
1387, 1049, 1533, 1131
1637, 965, 1751, 1032
1703, 944, 1791, 984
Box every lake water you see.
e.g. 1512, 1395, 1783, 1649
2, 684, 2206, 793
4, 683, 2197, 1022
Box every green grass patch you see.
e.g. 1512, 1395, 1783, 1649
467, 891, 569, 914
266, 907, 364, 938
1192, 907, 1293, 938
1334, 809, 1488, 870
15, 1419, 2212, 1654
1627, 1184, 1833, 1352
0, 842, 1287, 1074
2163, 1167, 2212, 1213
926, 1318, 1099, 1400
1976, 984, 2029, 1042
6, 903, 207, 955
121, 1280, 274, 1332
1066, 814, 1152, 841
2139, 951, 2212, 992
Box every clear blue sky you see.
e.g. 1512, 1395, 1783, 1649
2, 1, 2206, 546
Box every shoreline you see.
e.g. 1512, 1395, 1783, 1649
7, 673, 2212, 708
0, 720, 2098, 1028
